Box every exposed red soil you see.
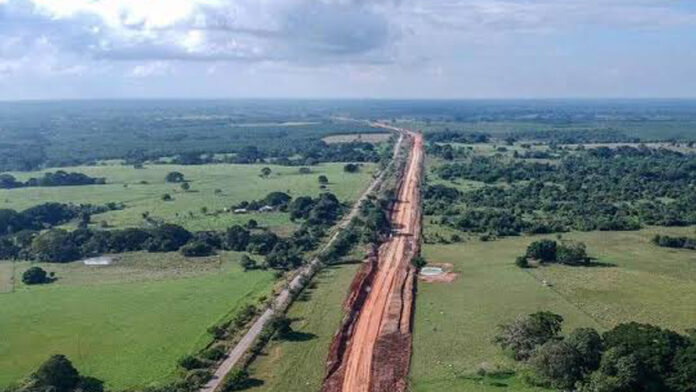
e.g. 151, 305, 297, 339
321, 128, 423, 392
418, 263, 458, 283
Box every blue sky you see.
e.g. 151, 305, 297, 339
0, 0, 695, 100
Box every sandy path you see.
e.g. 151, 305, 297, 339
329, 126, 423, 392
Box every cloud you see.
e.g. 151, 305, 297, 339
128, 61, 172, 77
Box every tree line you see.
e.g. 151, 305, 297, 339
495, 311, 696, 391
0, 171, 105, 189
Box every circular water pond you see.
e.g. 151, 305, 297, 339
420, 266, 444, 276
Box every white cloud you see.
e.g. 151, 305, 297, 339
128, 61, 173, 77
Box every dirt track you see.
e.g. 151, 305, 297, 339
322, 126, 423, 392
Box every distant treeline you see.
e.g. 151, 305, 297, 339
426, 146, 696, 236
0, 171, 105, 189
165, 141, 385, 167
425, 128, 638, 145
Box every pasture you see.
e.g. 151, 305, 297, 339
0, 252, 275, 390
322, 133, 392, 144
410, 226, 696, 391
247, 262, 361, 392
1, 162, 376, 233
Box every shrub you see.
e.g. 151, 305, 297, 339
177, 355, 206, 370
343, 163, 359, 173
220, 368, 249, 392
202, 345, 227, 361
180, 241, 214, 257
526, 240, 557, 262
411, 255, 427, 269
515, 256, 529, 268
22, 266, 50, 285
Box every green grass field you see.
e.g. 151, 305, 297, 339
411, 226, 696, 391
0, 253, 275, 390
246, 262, 360, 392
1, 162, 376, 232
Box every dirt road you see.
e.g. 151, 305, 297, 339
322, 126, 423, 392
200, 130, 403, 392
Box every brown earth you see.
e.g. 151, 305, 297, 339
418, 263, 458, 283
322, 126, 423, 392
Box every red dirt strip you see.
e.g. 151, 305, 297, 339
322, 127, 423, 392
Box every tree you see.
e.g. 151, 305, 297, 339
494, 311, 564, 360
30, 229, 81, 262
411, 255, 426, 268
180, 241, 214, 257
343, 163, 359, 173
165, 171, 185, 183
668, 344, 696, 392
298, 167, 311, 174
269, 314, 293, 339
146, 224, 192, 252
224, 225, 250, 251
600, 322, 690, 390
530, 340, 584, 390
262, 191, 291, 207
240, 255, 257, 271
33, 354, 81, 392
260, 167, 272, 177
161, 193, 172, 201
567, 327, 604, 374
22, 266, 50, 285
180, 182, 190, 191
220, 368, 249, 392
526, 240, 557, 262
245, 219, 258, 229
318, 175, 329, 185
557, 241, 590, 265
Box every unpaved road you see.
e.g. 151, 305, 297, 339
323, 126, 424, 392
200, 129, 403, 392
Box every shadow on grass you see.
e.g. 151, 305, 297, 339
237, 378, 264, 390
282, 330, 317, 342
457, 370, 516, 388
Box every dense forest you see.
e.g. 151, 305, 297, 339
426, 145, 696, 236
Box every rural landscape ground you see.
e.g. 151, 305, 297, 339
2, 100, 696, 392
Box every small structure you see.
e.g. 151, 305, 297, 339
233, 208, 248, 214
259, 205, 275, 213
83, 256, 113, 266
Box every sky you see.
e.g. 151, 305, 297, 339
0, 0, 695, 100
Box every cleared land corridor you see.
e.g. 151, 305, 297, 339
322, 127, 424, 392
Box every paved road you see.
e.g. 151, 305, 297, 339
199, 130, 404, 392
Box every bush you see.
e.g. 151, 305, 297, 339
343, 163, 359, 173
220, 368, 249, 392
202, 345, 227, 361
515, 256, 529, 268
240, 255, 257, 271
165, 171, 185, 183
22, 266, 50, 285
557, 241, 590, 265
411, 255, 427, 269
180, 241, 214, 257
526, 240, 557, 262
178, 355, 206, 370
